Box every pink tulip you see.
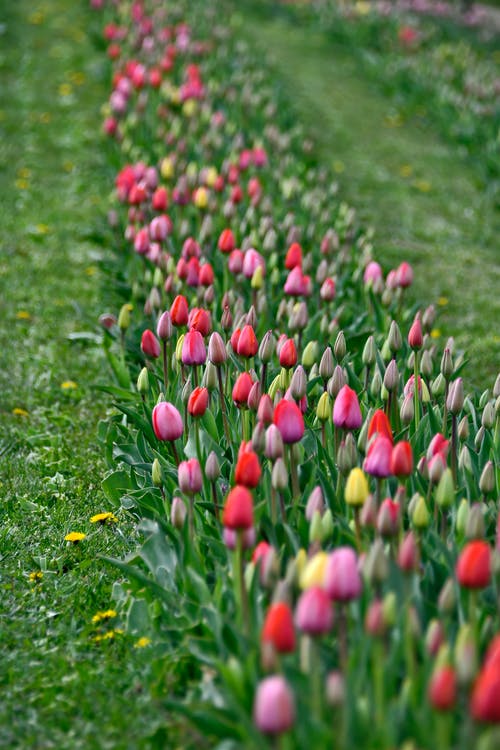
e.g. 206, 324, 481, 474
181, 330, 206, 366
324, 547, 362, 602
152, 402, 183, 441
141, 329, 160, 358
273, 399, 304, 444
332, 385, 362, 430
253, 675, 295, 735
178, 458, 202, 495
364, 435, 393, 478
295, 587, 334, 636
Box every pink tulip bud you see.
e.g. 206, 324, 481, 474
377, 498, 400, 537
363, 435, 393, 478
253, 675, 295, 735
273, 399, 304, 444
156, 310, 172, 341
223, 525, 256, 550
398, 531, 419, 572
181, 329, 206, 366
408, 316, 423, 350
333, 385, 362, 430
295, 586, 334, 636
141, 329, 160, 358
178, 458, 202, 495
324, 547, 362, 602
152, 402, 183, 441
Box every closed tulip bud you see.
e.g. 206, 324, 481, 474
431, 373, 446, 397
261, 603, 296, 655
426, 619, 445, 657
295, 586, 334, 635
178, 458, 202, 495
302, 340, 318, 370
175, 334, 185, 363
360, 493, 378, 527
345, 468, 369, 507
438, 578, 456, 615
235, 446, 261, 488
326, 671, 345, 707
299, 551, 328, 590
411, 495, 430, 529
377, 499, 400, 537
428, 454, 446, 484
435, 468, 455, 508
479, 389, 490, 409
362, 335, 376, 367
237, 324, 258, 359
447, 378, 464, 415
470, 663, 500, 723
319, 346, 334, 380
273, 399, 304, 444
325, 547, 362, 602
333, 385, 362, 430
118, 303, 132, 331
221, 304, 233, 331
309, 510, 324, 544
208, 332, 227, 365
456, 498, 469, 535
422, 304, 436, 331
440, 348, 453, 379
182, 330, 206, 366
381, 339, 392, 363
152, 402, 183, 441
479, 461, 495, 494
137, 367, 149, 395
455, 624, 477, 685
388, 320, 402, 353
466, 503, 486, 540
364, 435, 392, 478
383, 359, 399, 392
290, 366, 307, 400
421, 349, 433, 377
456, 540, 491, 589
141, 329, 160, 359
458, 416, 469, 441
328, 365, 346, 399
316, 391, 331, 422
363, 539, 389, 585
382, 591, 397, 628
400, 394, 414, 425
428, 665, 457, 711
265, 424, 284, 460
258, 330, 275, 364
203, 362, 218, 391
232, 372, 254, 407
151, 458, 162, 487
170, 295, 189, 327
398, 531, 419, 572
391, 441, 413, 478
253, 675, 295, 735
247, 382, 262, 412
334, 331, 346, 361
272, 458, 288, 492
251, 421, 266, 453
408, 316, 423, 350
171, 496, 187, 529
321, 511, 334, 543
482, 402, 495, 429
474, 425, 485, 452
205, 451, 220, 483
188, 386, 209, 417
156, 310, 172, 341
370, 369, 382, 399
365, 599, 386, 637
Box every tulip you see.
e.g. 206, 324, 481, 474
456, 541, 491, 589
333, 385, 362, 430
253, 675, 295, 735
324, 547, 362, 602
237, 324, 258, 358
262, 602, 296, 654
187, 386, 209, 417
273, 399, 304, 444
140, 329, 160, 358
235, 445, 261, 488
188, 307, 211, 336
345, 468, 369, 507
428, 665, 457, 711
367, 409, 393, 444
279, 338, 298, 369
377, 498, 400, 537
181, 329, 206, 366
364, 435, 392, 478
178, 458, 202, 495
390, 441, 413, 478
223, 485, 254, 530
170, 294, 189, 326
223, 526, 256, 550
232, 372, 254, 407
408, 316, 423, 350
285, 241, 302, 269
218, 227, 235, 253
156, 310, 172, 341
397, 531, 419, 572
295, 586, 334, 635
471, 665, 500, 723
152, 402, 183, 442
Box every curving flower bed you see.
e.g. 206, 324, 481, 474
91, 0, 499, 746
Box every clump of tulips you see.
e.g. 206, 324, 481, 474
92, 0, 500, 747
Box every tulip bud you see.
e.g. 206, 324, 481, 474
302, 341, 318, 370
447, 378, 464, 415
440, 348, 453, 379
474, 425, 485, 452
438, 578, 456, 615
171, 496, 187, 529
400, 394, 414, 426
482, 402, 495, 429
309, 510, 324, 544
362, 335, 376, 367
360, 493, 378, 528
319, 347, 334, 380
431, 373, 446, 397
208, 332, 227, 365
421, 349, 433, 377
458, 416, 469, 441
253, 675, 295, 735
321, 509, 334, 539
272, 458, 288, 492
295, 586, 334, 635
454, 624, 477, 685
435, 468, 454, 508
265, 424, 284, 460
290, 366, 307, 400
334, 331, 346, 361
252, 421, 266, 454
137, 367, 149, 395
326, 671, 345, 707
398, 531, 419, 572
156, 310, 173, 341
465, 503, 485, 540
345, 468, 369, 507
388, 320, 402, 353
456, 498, 469, 536
151, 458, 162, 487
328, 365, 346, 399
365, 599, 386, 637
425, 619, 445, 657
363, 539, 388, 585
408, 316, 423, 350
317, 391, 332, 422
383, 359, 399, 392
479, 461, 495, 495
258, 330, 275, 364
411, 495, 430, 529
118, 303, 132, 331
382, 592, 397, 628
205, 451, 220, 482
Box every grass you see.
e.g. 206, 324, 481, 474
236, 10, 500, 387
0, 1, 174, 747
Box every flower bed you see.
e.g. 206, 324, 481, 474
91, 0, 499, 746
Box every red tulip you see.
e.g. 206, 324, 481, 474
141, 329, 160, 358
232, 372, 254, 407
170, 294, 189, 326
279, 338, 298, 369
218, 228, 235, 253
188, 307, 211, 336
285, 242, 302, 270
456, 541, 491, 589
152, 186, 168, 211
235, 445, 261, 488
408, 316, 423, 350
320, 277, 336, 301
188, 387, 209, 417
223, 485, 254, 530
428, 666, 457, 711
390, 441, 413, 478
262, 602, 296, 654
228, 249, 244, 275
237, 325, 259, 358
333, 385, 362, 430
273, 399, 304, 444
368, 409, 393, 444
199, 262, 214, 286
471, 666, 500, 723
396, 261, 413, 288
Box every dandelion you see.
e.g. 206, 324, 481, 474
134, 637, 151, 649
431, 329, 441, 339
92, 609, 117, 624
413, 179, 432, 193
16, 310, 31, 320
58, 83, 73, 97
35, 223, 50, 234
438, 297, 449, 306
85, 266, 97, 276
61, 380, 78, 390
29, 571, 43, 582
399, 164, 413, 177
64, 532, 86, 544
12, 407, 29, 417
90, 512, 118, 525
15, 179, 30, 190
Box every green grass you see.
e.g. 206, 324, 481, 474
0, 2, 175, 747
236, 12, 500, 387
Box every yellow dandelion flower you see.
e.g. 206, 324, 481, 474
90, 512, 118, 525
333, 160, 345, 174
63, 161, 74, 172
92, 609, 117, 624
16, 310, 31, 320
399, 164, 413, 178
15, 179, 30, 190
431, 329, 441, 339
438, 296, 449, 306
58, 83, 73, 97
64, 532, 86, 543
29, 571, 43, 582
413, 179, 432, 193
85, 265, 97, 276
134, 637, 151, 649
17, 167, 31, 179
35, 223, 50, 235
61, 380, 78, 390
12, 407, 29, 417
28, 11, 44, 24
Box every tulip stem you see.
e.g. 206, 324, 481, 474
404, 579, 416, 706
451, 414, 458, 486
260, 362, 267, 394
188, 496, 194, 541
289, 446, 299, 500
354, 508, 362, 553
194, 419, 202, 465
171, 440, 180, 466
234, 532, 249, 637
310, 637, 323, 720
270, 486, 277, 524
217, 366, 230, 443
373, 640, 385, 738
337, 604, 348, 673
435, 713, 451, 750
162, 340, 168, 394
211, 480, 219, 521
413, 350, 420, 433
